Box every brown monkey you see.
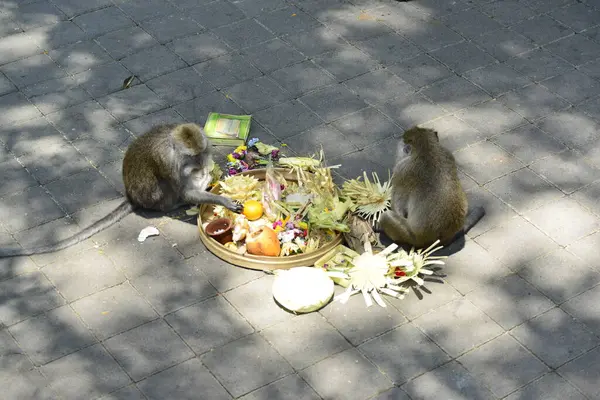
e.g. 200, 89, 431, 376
0, 123, 242, 257
377, 126, 484, 249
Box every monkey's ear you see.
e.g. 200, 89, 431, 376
403, 144, 412, 155
173, 124, 207, 155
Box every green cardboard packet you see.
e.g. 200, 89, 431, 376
203, 112, 252, 146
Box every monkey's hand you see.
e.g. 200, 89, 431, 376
183, 191, 243, 213
226, 199, 244, 213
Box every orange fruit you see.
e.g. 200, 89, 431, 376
243, 200, 263, 221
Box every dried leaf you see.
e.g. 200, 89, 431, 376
122, 75, 135, 89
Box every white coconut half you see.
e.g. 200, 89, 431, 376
272, 267, 334, 313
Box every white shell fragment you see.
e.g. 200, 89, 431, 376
137, 226, 160, 242
272, 267, 334, 313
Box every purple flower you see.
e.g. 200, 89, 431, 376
271, 149, 280, 159
232, 153, 241, 159
286, 222, 294, 229
228, 168, 238, 175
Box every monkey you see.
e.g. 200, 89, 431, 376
376, 126, 485, 250
0, 123, 242, 257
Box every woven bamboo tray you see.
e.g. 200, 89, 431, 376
197, 168, 343, 271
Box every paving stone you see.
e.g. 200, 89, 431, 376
536, 109, 600, 151
478, 0, 538, 26
22, 77, 92, 115
8, 305, 95, 365
512, 14, 574, 45
399, 20, 464, 52
3, 116, 69, 158
1, 369, 53, 400
0, 16, 22, 40
193, 53, 262, 90
0, 53, 66, 89
154, 216, 208, 258
282, 27, 345, 57
422, 75, 492, 113
95, 26, 159, 60
319, 286, 406, 346
98, 385, 146, 400
458, 334, 549, 398
547, 34, 600, 67
344, 69, 414, 105
402, 360, 496, 400
371, 387, 410, 400
11, 1, 66, 30
174, 91, 244, 125
506, 48, 574, 82
13, 216, 97, 267
139, 358, 231, 399
484, 168, 564, 214
130, 258, 216, 315
50, 0, 113, 18
525, 197, 600, 247
441, 238, 509, 294
224, 76, 290, 113
140, 13, 204, 44
98, 161, 125, 194
71, 283, 158, 340
331, 107, 397, 149
104, 319, 193, 381
300, 84, 367, 123
254, 100, 323, 139
464, 187, 519, 237
224, 276, 295, 329
43, 249, 126, 302
283, 124, 357, 159
431, 41, 497, 74
313, 45, 380, 82
330, 147, 392, 181
358, 323, 450, 385
413, 298, 503, 357
572, 180, 600, 217
0, 328, 34, 374
466, 274, 555, 330
167, 32, 230, 65
301, 348, 393, 399
213, 18, 274, 50
504, 372, 587, 400
579, 96, 600, 124
41, 343, 131, 399
0, 31, 41, 65
324, 9, 395, 42
442, 8, 502, 38
0, 233, 38, 282
0, 72, 16, 96
542, 69, 600, 105
165, 295, 253, 353
261, 313, 351, 370
561, 284, 600, 335
464, 63, 532, 97
530, 150, 600, 194
187, 0, 245, 29
0, 186, 65, 233
45, 169, 120, 213
549, 2, 600, 32
242, 38, 305, 74
120, 45, 187, 82
472, 28, 536, 62
566, 231, 600, 272
123, 108, 185, 136
112, 0, 178, 21
454, 141, 524, 185
72, 137, 126, 167
491, 123, 568, 164
73, 62, 135, 98
0, 270, 65, 327
239, 374, 320, 400
583, 24, 600, 43
201, 333, 293, 397
354, 32, 421, 66
270, 60, 335, 97
512, 306, 599, 369
387, 53, 453, 90
229, 0, 284, 16
498, 84, 571, 122
27, 21, 89, 49
263, 7, 323, 37
73, 6, 133, 37
97, 84, 167, 122
522, 0, 575, 12
455, 99, 528, 137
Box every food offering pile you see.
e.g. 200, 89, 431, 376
195, 139, 448, 312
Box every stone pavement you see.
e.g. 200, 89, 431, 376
1, 0, 600, 398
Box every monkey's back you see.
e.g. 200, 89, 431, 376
408, 148, 468, 245
122, 124, 179, 210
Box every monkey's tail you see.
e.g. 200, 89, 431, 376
0, 200, 134, 258
463, 206, 485, 234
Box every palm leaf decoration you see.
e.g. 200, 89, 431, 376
342, 171, 392, 225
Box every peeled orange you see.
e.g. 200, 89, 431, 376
243, 200, 263, 221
